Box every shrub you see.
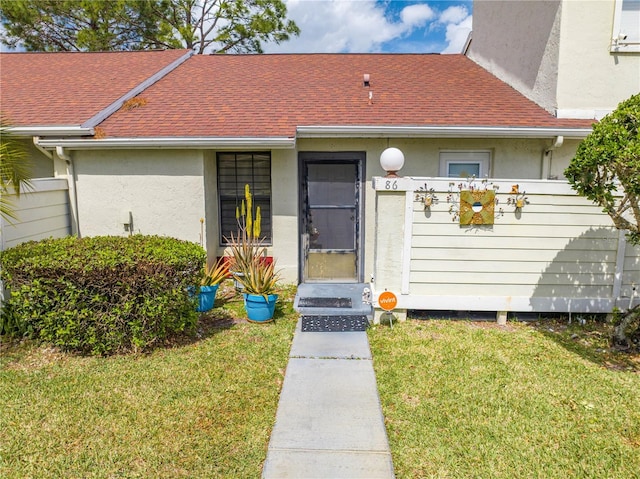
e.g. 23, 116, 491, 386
0, 235, 206, 355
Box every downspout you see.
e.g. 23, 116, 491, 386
541, 135, 563, 179
56, 146, 80, 237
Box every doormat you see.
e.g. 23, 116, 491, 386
301, 315, 369, 332
298, 297, 352, 308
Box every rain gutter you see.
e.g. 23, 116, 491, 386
35, 136, 297, 150
296, 125, 593, 140
8, 125, 94, 137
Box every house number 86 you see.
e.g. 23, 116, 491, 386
385, 180, 398, 190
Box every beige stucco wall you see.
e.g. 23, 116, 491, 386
469, 0, 640, 119
53, 136, 578, 285
64, 149, 206, 244
556, 0, 640, 117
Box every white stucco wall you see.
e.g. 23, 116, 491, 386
66, 149, 206, 244
556, 0, 640, 117
469, 0, 640, 119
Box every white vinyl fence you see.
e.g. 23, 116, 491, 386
1, 178, 71, 251
372, 177, 639, 315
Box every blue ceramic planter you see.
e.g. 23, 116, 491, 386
243, 293, 278, 322
197, 284, 219, 312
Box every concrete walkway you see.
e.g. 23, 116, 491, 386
262, 319, 395, 478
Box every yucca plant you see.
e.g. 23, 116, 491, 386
200, 257, 229, 286
233, 252, 280, 298
225, 184, 279, 295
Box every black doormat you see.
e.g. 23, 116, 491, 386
301, 315, 369, 332
298, 297, 352, 308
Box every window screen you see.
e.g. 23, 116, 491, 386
217, 152, 271, 244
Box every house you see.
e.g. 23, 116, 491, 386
1, 0, 638, 320
467, 0, 640, 121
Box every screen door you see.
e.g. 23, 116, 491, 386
300, 154, 363, 282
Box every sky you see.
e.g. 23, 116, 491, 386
0, 0, 473, 54
263, 0, 474, 54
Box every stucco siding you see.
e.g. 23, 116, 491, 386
1, 178, 70, 250
469, 0, 640, 119
467, 0, 562, 113
556, 0, 640, 116
270, 149, 300, 283
72, 150, 206, 243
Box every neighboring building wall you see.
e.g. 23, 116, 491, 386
0, 178, 71, 250
372, 177, 638, 315
556, 0, 640, 118
467, 0, 562, 114
468, 0, 640, 119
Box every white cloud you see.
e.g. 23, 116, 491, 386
400, 3, 436, 28
439, 6, 472, 54
265, 0, 402, 53
264, 1, 472, 54
439, 5, 469, 25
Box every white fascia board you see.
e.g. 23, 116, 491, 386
81, 50, 194, 129
297, 125, 593, 139
35, 136, 297, 150
7, 125, 95, 136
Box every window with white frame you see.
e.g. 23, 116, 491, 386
439, 151, 491, 178
611, 0, 640, 52
217, 152, 272, 245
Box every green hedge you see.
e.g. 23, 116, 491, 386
0, 235, 206, 355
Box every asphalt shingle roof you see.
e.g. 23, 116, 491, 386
2, 51, 593, 137
0, 49, 189, 126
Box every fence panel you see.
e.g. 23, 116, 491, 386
1, 178, 71, 250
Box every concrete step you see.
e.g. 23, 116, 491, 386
294, 283, 373, 318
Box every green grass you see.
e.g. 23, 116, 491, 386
369, 319, 640, 479
4, 293, 640, 479
0, 282, 298, 479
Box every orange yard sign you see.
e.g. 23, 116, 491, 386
378, 291, 397, 311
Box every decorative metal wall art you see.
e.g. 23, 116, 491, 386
413, 177, 532, 224
459, 189, 496, 225
507, 184, 529, 210
414, 183, 439, 210
446, 177, 502, 225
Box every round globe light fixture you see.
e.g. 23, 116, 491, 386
380, 147, 405, 178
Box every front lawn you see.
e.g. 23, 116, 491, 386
369, 319, 640, 479
4, 294, 640, 479
0, 283, 297, 479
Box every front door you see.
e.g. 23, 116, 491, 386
299, 152, 364, 283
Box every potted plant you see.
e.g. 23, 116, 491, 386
226, 184, 280, 322
196, 257, 228, 312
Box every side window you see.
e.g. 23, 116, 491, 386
217, 152, 272, 245
439, 151, 491, 178
612, 0, 640, 52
